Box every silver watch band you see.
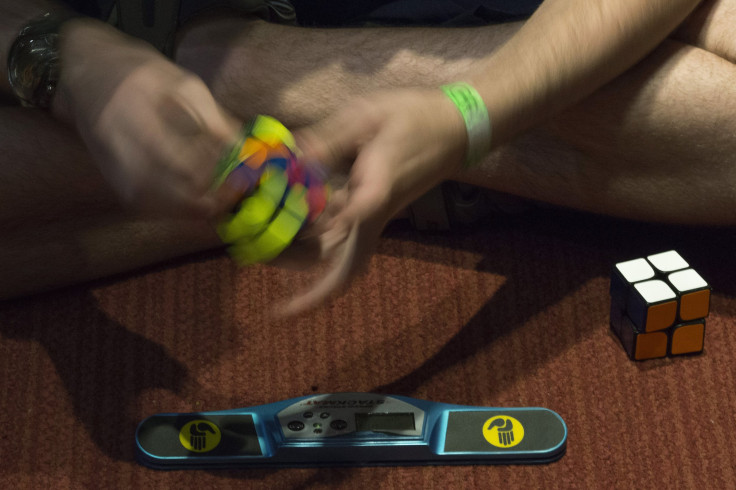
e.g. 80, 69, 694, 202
6, 11, 79, 109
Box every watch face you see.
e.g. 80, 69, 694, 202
7, 14, 65, 108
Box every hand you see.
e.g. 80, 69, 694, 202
53, 19, 242, 218
279, 87, 468, 315
189, 422, 216, 451
487, 417, 515, 446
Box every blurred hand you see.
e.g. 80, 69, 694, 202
53, 19, 242, 218
279, 87, 468, 315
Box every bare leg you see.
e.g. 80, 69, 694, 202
0, 105, 221, 299
1, 18, 523, 300
672, 0, 736, 63
1, 1, 734, 299
467, 39, 736, 224
470, 0, 736, 224
174, 18, 520, 126
176, 0, 736, 225
0, 107, 115, 229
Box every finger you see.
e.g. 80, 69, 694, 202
167, 74, 242, 145
289, 142, 396, 295
157, 92, 206, 137
317, 221, 353, 260
143, 113, 240, 212
275, 220, 360, 317
274, 192, 385, 317
328, 145, 393, 228
157, 80, 243, 178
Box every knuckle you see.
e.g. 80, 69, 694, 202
174, 71, 211, 99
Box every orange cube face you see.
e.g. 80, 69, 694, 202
615, 315, 668, 361
644, 300, 678, 332
679, 289, 711, 321
634, 331, 669, 360
670, 323, 705, 355
632, 280, 678, 332
667, 269, 711, 321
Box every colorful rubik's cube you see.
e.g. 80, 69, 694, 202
609, 250, 711, 361
213, 115, 330, 266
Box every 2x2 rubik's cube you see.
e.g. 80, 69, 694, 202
610, 250, 711, 361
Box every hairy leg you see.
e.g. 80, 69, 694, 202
0, 105, 220, 299
1, 19, 521, 300
477, 0, 736, 224
672, 0, 736, 62
177, 0, 735, 225
1, 212, 219, 300
174, 17, 521, 126
1, 1, 733, 299
0, 107, 114, 229
467, 39, 736, 224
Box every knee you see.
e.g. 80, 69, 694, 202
674, 0, 736, 63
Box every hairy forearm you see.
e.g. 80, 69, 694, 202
0, 0, 63, 96
467, 0, 704, 147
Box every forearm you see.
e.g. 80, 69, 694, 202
0, 0, 65, 96
467, 0, 704, 147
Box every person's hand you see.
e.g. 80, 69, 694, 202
278, 87, 469, 315
53, 19, 242, 218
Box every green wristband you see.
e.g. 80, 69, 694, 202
440, 82, 492, 167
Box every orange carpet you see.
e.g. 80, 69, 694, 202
1, 205, 735, 489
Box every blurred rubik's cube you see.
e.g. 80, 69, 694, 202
214, 115, 330, 266
610, 250, 711, 361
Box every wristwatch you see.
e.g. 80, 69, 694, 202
7, 11, 79, 109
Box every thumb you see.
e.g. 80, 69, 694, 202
160, 77, 242, 148
274, 183, 390, 317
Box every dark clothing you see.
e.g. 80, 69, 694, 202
290, 0, 543, 27
61, 1, 292, 54
62, 0, 114, 18
62, 0, 543, 27
60, 0, 542, 57
64, 0, 115, 19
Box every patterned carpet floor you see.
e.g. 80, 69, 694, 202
2, 205, 735, 489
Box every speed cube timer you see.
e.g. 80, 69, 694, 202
610, 250, 711, 361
